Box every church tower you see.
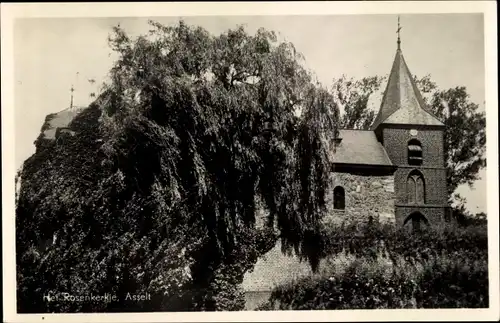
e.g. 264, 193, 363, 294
372, 18, 449, 229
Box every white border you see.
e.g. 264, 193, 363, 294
2, 2, 498, 322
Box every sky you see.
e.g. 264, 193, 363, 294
14, 14, 486, 212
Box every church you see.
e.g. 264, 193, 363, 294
324, 34, 449, 230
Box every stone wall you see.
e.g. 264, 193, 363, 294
323, 172, 396, 225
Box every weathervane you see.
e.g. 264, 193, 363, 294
397, 16, 402, 50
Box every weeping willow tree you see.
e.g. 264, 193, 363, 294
16, 20, 339, 312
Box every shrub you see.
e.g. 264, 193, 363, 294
416, 256, 488, 308
257, 221, 488, 310
319, 220, 487, 264
258, 255, 487, 310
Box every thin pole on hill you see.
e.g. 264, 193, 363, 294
70, 85, 74, 110
70, 71, 80, 110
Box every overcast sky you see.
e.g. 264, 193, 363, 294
14, 14, 486, 212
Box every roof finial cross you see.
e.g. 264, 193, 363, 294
396, 15, 402, 50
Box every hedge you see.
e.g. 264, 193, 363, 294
257, 221, 488, 310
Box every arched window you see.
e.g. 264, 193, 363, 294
408, 139, 423, 166
407, 170, 425, 204
333, 186, 345, 210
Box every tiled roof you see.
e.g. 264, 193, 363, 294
333, 130, 393, 166
40, 91, 111, 140
41, 107, 86, 140
371, 49, 444, 130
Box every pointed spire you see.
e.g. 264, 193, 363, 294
371, 24, 444, 130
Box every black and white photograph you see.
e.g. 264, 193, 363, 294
2, 2, 498, 322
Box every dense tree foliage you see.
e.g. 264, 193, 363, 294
334, 74, 486, 204
16, 20, 338, 312
331, 75, 386, 130
426, 85, 486, 196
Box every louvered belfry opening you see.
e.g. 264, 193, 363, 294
408, 139, 423, 166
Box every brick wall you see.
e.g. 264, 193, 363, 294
394, 167, 448, 205
382, 127, 445, 167
395, 206, 446, 226
241, 240, 314, 292
382, 126, 448, 224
